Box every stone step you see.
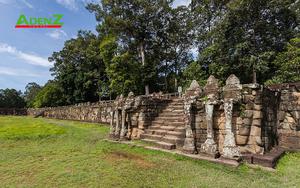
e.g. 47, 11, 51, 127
169, 102, 183, 105
241, 147, 286, 168
170, 98, 183, 102
156, 113, 185, 117
161, 135, 185, 146
146, 128, 185, 137
145, 129, 167, 136
155, 116, 185, 121
166, 130, 185, 137
161, 109, 184, 113
140, 134, 162, 141
151, 121, 184, 127
160, 125, 177, 131
166, 105, 184, 109
146, 125, 179, 132
141, 139, 176, 150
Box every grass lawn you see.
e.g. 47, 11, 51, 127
0, 116, 299, 188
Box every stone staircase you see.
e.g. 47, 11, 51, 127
140, 98, 186, 150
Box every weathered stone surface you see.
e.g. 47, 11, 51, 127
239, 126, 251, 136
17, 77, 300, 162
253, 104, 262, 111
236, 135, 248, 145
253, 110, 263, 119
250, 126, 261, 137
252, 119, 262, 127
242, 118, 252, 126
243, 95, 255, 103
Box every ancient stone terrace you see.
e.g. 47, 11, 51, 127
5, 74, 298, 168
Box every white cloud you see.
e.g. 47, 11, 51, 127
46, 30, 68, 40
173, 0, 191, 7
21, 0, 34, 9
0, 0, 9, 4
0, 43, 52, 67
56, 0, 78, 10
55, 0, 101, 11
0, 67, 40, 77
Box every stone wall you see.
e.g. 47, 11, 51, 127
272, 84, 300, 150
0, 78, 299, 155
193, 82, 265, 155
26, 95, 175, 139
27, 101, 115, 124
0, 108, 27, 115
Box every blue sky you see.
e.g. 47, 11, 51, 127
0, 0, 190, 91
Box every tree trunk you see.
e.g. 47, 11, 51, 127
139, 42, 149, 95
252, 63, 257, 84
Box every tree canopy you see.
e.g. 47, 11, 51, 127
4, 0, 298, 108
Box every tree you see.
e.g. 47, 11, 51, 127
158, 6, 195, 92
87, 0, 175, 94
197, 0, 299, 84
24, 82, 42, 107
0, 89, 26, 108
33, 81, 64, 108
183, 61, 208, 88
100, 35, 143, 96
191, 0, 229, 51
267, 38, 300, 84
49, 31, 107, 104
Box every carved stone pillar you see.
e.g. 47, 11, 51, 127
223, 75, 241, 158
183, 101, 196, 153
120, 109, 127, 140
127, 113, 132, 138
223, 99, 240, 158
114, 109, 120, 137
109, 111, 115, 138
183, 80, 202, 154
201, 103, 217, 155
201, 75, 219, 156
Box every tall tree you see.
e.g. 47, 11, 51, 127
267, 37, 300, 84
191, 0, 229, 52
198, 0, 299, 84
33, 81, 64, 108
24, 82, 42, 107
49, 31, 107, 104
99, 35, 143, 95
87, 0, 175, 94
0, 89, 25, 108
158, 6, 194, 92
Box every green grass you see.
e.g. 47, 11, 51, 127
0, 116, 299, 188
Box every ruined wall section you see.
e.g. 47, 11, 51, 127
27, 101, 114, 124
277, 87, 300, 150
26, 96, 175, 139
194, 83, 265, 155
0, 108, 27, 115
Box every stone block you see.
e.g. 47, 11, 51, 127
285, 116, 296, 124
245, 103, 254, 110
244, 110, 253, 118
242, 118, 252, 126
236, 135, 248, 145
253, 104, 262, 111
250, 126, 261, 137
255, 136, 263, 146
254, 96, 262, 104
239, 126, 251, 136
253, 110, 262, 119
236, 117, 243, 125
252, 119, 262, 127
243, 95, 255, 103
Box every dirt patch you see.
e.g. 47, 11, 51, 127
105, 151, 155, 169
